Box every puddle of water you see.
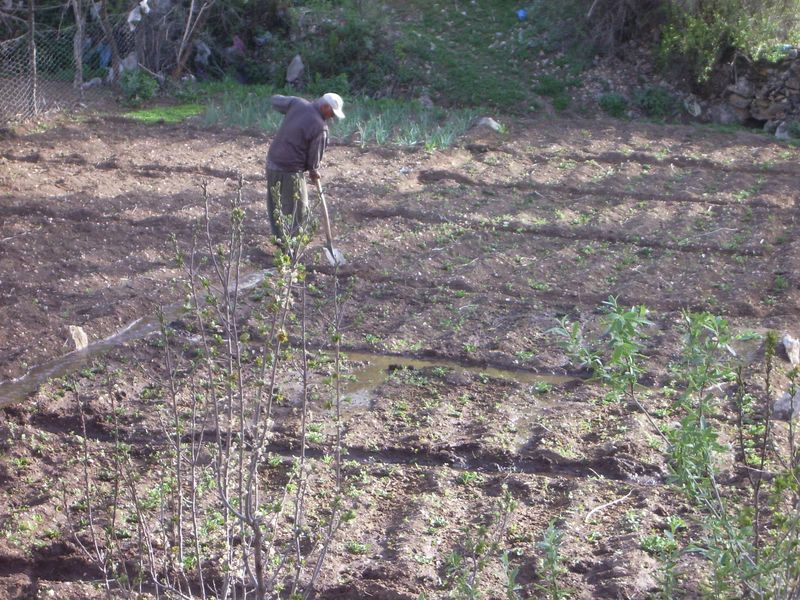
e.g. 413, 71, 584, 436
0, 270, 274, 408
0, 317, 154, 408
338, 351, 573, 411
1, 266, 573, 410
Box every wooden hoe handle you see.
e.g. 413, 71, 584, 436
314, 179, 335, 250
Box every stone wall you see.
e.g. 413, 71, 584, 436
708, 51, 800, 137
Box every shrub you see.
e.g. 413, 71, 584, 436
598, 92, 628, 117
239, 59, 280, 86
300, 5, 396, 95
203, 0, 397, 94
659, 0, 800, 83
582, 0, 664, 54
305, 72, 350, 99
634, 86, 677, 119
65, 180, 351, 598
119, 70, 158, 107
787, 120, 800, 138
556, 306, 800, 598
528, 0, 664, 58
534, 75, 578, 111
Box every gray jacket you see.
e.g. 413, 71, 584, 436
266, 95, 328, 177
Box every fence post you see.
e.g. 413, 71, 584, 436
27, 0, 37, 116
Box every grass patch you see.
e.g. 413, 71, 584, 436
634, 86, 678, 119
397, 0, 525, 107
534, 74, 579, 111
394, 0, 581, 111
337, 98, 480, 150
164, 2, 591, 118
201, 87, 480, 150
598, 92, 628, 118
202, 89, 283, 130
175, 78, 277, 104
123, 104, 204, 124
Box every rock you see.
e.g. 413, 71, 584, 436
708, 102, 747, 125
254, 32, 273, 45
418, 93, 434, 109
472, 116, 504, 132
774, 390, 799, 421
728, 76, 755, 97
68, 325, 89, 351
286, 54, 304, 84
120, 51, 138, 73
106, 51, 139, 83
683, 96, 702, 117
127, 4, 143, 31
753, 100, 791, 120
776, 121, 793, 140
81, 77, 102, 89
781, 333, 800, 365
194, 40, 211, 66
763, 119, 780, 133
727, 92, 752, 109
445, 369, 472, 386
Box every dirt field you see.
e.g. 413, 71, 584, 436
1, 112, 799, 598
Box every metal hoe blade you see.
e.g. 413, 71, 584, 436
323, 246, 346, 267
315, 179, 346, 267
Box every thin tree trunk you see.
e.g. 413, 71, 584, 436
134, 24, 145, 70
171, 0, 213, 79
71, 0, 84, 91
27, 0, 36, 115
99, 0, 120, 80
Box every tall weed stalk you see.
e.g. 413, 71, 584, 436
445, 484, 520, 598
554, 303, 800, 597
65, 177, 349, 598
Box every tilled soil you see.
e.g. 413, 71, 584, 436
1, 112, 798, 598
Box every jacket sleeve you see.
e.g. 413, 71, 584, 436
305, 128, 328, 176
271, 95, 293, 114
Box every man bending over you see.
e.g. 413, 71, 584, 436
265, 92, 345, 251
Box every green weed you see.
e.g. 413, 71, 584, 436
457, 471, 482, 486
119, 70, 158, 107
598, 92, 628, 118
346, 541, 370, 555
123, 104, 204, 124
564, 301, 800, 598
534, 75, 578, 111
659, 0, 800, 83
535, 521, 569, 599
445, 484, 519, 597
773, 273, 789, 293
634, 86, 677, 119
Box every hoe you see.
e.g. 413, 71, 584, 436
314, 179, 346, 267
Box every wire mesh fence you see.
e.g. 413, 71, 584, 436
1, 12, 133, 124
0, 33, 36, 122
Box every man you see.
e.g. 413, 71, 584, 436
265, 92, 345, 251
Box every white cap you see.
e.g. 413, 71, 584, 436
322, 92, 345, 119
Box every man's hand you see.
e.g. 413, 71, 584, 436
309, 170, 321, 182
